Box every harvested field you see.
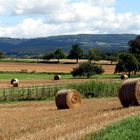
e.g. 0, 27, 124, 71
0, 62, 115, 74
0, 62, 76, 73
0, 98, 139, 140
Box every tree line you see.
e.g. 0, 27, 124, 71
41, 36, 140, 77
42, 44, 118, 64
0, 35, 139, 78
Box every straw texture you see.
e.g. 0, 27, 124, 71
55, 89, 81, 109
119, 78, 140, 107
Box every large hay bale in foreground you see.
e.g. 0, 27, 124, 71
120, 74, 128, 80
55, 89, 81, 109
119, 79, 140, 107
10, 78, 19, 87
54, 75, 61, 80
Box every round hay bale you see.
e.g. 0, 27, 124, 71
120, 74, 128, 80
54, 75, 61, 80
119, 78, 140, 107
55, 89, 81, 109
10, 78, 19, 87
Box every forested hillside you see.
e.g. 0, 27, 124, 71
0, 34, 136, 56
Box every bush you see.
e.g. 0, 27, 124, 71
71, 62, 104, 78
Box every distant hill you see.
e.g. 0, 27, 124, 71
0, 34, 137, 57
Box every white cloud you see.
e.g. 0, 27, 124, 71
0, 0, 13, 15
14, 0, 66, 15
0, 0, 140, 37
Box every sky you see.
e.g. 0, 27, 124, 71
0, 0, 140, 38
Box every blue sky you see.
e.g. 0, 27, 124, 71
116, 0, 140, 13
0, 0, 140, 38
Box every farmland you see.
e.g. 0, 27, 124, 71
0, 60, 139, 139
0, 98, 139, 140
0, 61, 116, 74
0, 61, 117, 88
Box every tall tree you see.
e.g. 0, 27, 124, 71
0, 51, 4, 59
105, 53, 118, 65
54, 48, 65, 63
42, 53, 55, 61
68, 44, 83, 63
114, 53, 139, 77
128, 36, 140, 68
87, 49, 102, 63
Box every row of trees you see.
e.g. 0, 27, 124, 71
42, 44, 118, 64
42, 44, 84, 63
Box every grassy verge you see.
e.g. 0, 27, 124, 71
0, 80, 122, 102
92, 74, 120, 79
69, 80, 121, 98
0, 59, 37, 63
83, 113, 140, 140
92, 74, 140, 79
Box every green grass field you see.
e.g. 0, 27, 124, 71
0, 72, 139, 80
83, 113, 140, 140
0, 72, 122, 80
92, 74, 120, 79
0, 72, 72, 80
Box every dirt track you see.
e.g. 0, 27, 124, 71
0, 62, 115, 74
0, 98, 139, 140
0, 78, 119, 89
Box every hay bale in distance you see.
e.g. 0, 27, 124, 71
119, 78, 140, 107
55, 89, 81, 109
120, 74, 128, 80
54, 75, 61, 80
10, 78, 19, 87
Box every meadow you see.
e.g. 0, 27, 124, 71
0, 72, 72, 80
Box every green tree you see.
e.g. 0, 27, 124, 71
114, 53, 139, 77
87, 49, 102, 63
107, 55, 117, 65
71, 61, 104, 78
0, 51, 4, 59
128, 36, 140, 60
68, 44, 83, 63
42, 53, 55, 61
54, 48, 65, 63
104, 52, 118, 64
128, 36, 140, 69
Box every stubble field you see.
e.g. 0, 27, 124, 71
0, 61, 139, 139
0, 62, 115, 74
0, 98, 139, 140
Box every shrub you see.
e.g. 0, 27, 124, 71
71, 62, 104, 78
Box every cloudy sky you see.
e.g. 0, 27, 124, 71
0, 0, 140, 38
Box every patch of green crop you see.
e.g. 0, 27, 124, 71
83, 113, 140, 140
0, 80, 122, 102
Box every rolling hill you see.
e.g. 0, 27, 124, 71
0, 34, 137, 56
